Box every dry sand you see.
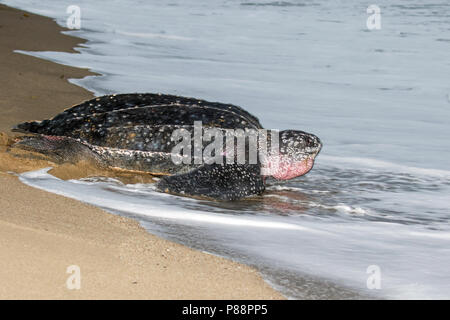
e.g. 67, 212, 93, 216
0, 4, 284, 299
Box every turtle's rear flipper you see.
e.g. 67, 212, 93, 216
13, 135, 100, 164
156, 164, 265, 201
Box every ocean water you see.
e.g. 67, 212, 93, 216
3, 0, 450, 299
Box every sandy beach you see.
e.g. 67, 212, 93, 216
0, 4, 283, 299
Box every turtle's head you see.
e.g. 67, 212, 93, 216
265, 130, 322, 180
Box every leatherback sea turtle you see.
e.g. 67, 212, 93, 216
13, 93, 322, 200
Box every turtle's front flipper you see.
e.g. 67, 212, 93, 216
156, 164, 265, 201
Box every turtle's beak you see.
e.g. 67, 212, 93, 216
305, 133, 322, 157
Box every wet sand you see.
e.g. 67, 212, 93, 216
0, 4, 283, 299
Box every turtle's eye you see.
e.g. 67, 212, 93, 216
302, 134, 321, 152
305, 135, 316, 148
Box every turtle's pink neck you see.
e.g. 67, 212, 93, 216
264, 156, 315, 180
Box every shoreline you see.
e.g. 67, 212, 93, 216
0, 4, 283, 299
